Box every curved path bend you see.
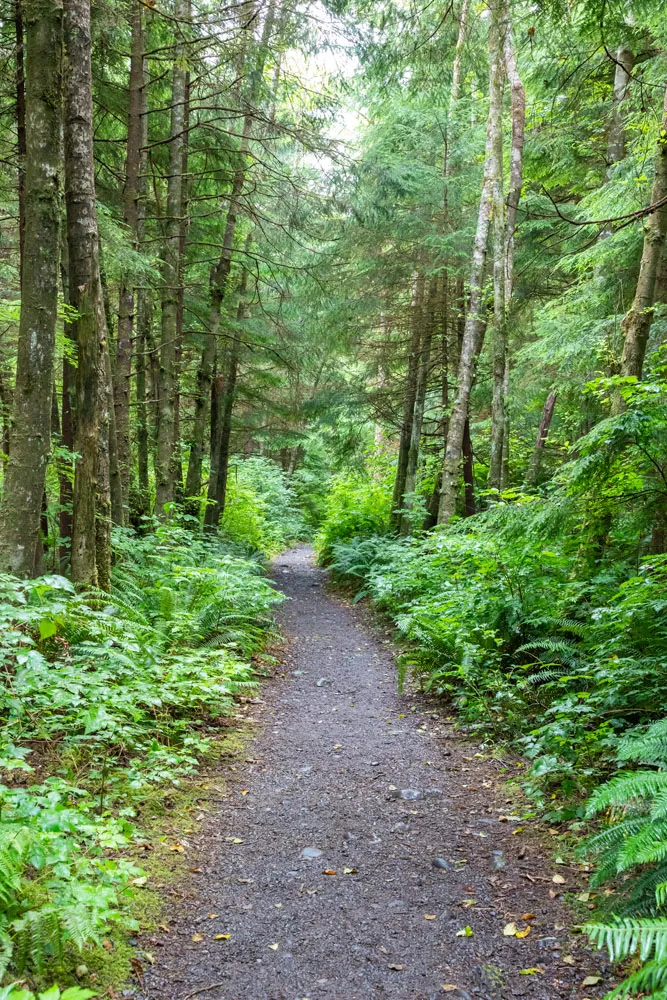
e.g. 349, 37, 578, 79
144, 547, 607, 1000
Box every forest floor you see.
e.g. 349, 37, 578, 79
141, 546, 612, 1000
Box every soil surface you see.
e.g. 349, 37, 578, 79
143, 546, 610, 1000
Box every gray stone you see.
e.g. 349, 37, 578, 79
301, 846, 323, 860
432, 857, 452, 870
491, 850, 506, 869
400, 788, 423, 801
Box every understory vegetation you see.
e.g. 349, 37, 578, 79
318, 375, 667, 996
0, 516, 281, 989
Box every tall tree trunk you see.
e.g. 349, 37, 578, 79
171, 43, 191, 505
487, 1, 506, 489
209, 264, 251, 524
401, 276, 436, 533
15, 0, 26, 284
115, 0, 147, 521
135, 291, 152, 512
607, 47, 635, 170
438, 8, 503, 523
202, 3, 276, 522
499, 356, 510, 488
64, 0, 111, 588
390, 271, 424, 528
59, 232, 75, 563
0, 0, 63, 577
526, 389, 556, 486
615, 83, 667, 391
155, 2, 188, 515
462, 415, 475, 517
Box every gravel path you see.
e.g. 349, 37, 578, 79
143, 546, 608, 1000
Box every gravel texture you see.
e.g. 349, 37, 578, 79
142, 546, 610, 1000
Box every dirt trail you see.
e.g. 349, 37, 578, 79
144, 546, 608, 1000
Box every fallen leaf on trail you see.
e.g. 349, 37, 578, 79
379, 946, 389, 954
387, 963, 405, 970
577, 892, 591, 902
562, 955, 575, 965
333, 744, 343, 750
188, 867, 202, 873
191, 933, 203, 943
519, 968, 542, 976
169, 843, 185, 852
240, 790, 249, 796
516, 926, 531, 938
323, 869, 337, 875
460, 898, 476, 908
503, 923, 518, 937
214, 934, 231, 940
442, 987, 459, 992
102, 939, 113, 951
131, 876, 148, 886
521, 913, 535, 920
512, 827, 524, 835
456, 926, 474, 937
552, 873, 566, 884
582, 976, 602, 986
268, 943, 279, 951
209, 913, 219, 919
424, 914, 437, 920
343, 867, 357, 874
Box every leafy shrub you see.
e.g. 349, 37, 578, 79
0, 988, 94, 1000
316, 473, 393, 563
221, 457, 307, 555
0, 523, 281, 981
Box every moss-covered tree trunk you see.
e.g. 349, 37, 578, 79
155, 1, 188, 515
0, 0, 63, 576
64, 0, 111, 588
115, 0, 147, 521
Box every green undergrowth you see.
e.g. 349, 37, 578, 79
0, 521, 281, 992
316, 385, 667, 998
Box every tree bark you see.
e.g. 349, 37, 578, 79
607, 48, 635, 170
438, 8, 502, 523
115, 0, 147, 521
202, 3, 276, 523
401, 276, 437, 533
15, 0, 27, 284
155, 3, 188, 515
616, 83, 667, 389
64, 0, 111, 588
527, 389, 556, 486
462, 415, 475, 517
135, 290, 152, 513
390, 271, 424, 528
208, 264, 251, 524
487, 0, 507, 489
0, 0, 63, 577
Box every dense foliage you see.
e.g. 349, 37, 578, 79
0, 522, 280, 987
